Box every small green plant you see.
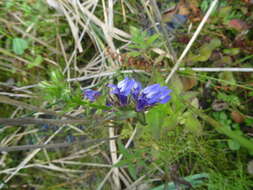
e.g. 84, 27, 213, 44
207, 166, 253, 190
212, 111, 244, 151
39, 70, 82, 111
127, 26, 160, 59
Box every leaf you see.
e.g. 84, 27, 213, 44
223, 48, 240, 55
114, 159, 129, 167
151, 173, 209, 190
117, 141, 130, 157
228, 139, 241, 150
181, 76, 197, 91
128, 165, 137, 180
218, 6, 232, 18
12, 38, 29, 55
219, 72, 236, 89
27, 55, 44, 69
146, 105, 167, 139
116, 111, 137, 120
146, 33, 160, 45
190, 38, 221, 63
209, 38, 221, 49
217, 56, 233, 66
184, 112, 202, 136
127, 51, 141, 57
231, 111, 245, 123
245, 117, 253, 126
228, 19, 249, 31
169, 74, 183, 95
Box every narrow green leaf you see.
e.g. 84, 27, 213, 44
117, 141, 130, 157
127, 51, 141, 57
146, 34, 159, 45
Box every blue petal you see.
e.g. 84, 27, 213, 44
143, 84, 160, 94
108, 84, 119, 95
132, 81, 142, 100
159, 95, 171, 104
118, 95, 128, 106
147, 94, 161, 104
118, 77, 135, 96
136, 98, 147, 112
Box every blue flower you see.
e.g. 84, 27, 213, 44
83, 89, 101, 102
135, 84, 172, 111
108, 77, 141, 106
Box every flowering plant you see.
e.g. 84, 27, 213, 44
83, 77, 172, 112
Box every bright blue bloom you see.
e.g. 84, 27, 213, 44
83, 89, 101, 102
135, 84, 172, 111
108, 77, 141, 106
132, 81, 142, 101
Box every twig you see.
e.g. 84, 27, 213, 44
109, 127, 121, 190
0, 127, 63, 189
0, 95, 75, 119
165, 0, 219, 83
0, 136, 118, 152
0, 47, 33, 65
179, 67, 253, 72
13, 84, 39, 91
126, 175, 147, 190
0, 18, 61, 55
0, 92, 32, 98
149, 0, 176, 61
67, 69, 149, 82
52, 160, 112, 168
97, 127, 137, 190
0, 117, 89, 126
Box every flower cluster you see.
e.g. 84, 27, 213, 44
83, 77, 172, 112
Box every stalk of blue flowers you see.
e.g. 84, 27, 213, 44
107, 77, 172, 112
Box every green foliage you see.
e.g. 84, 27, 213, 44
127, 26, 160, 58
38, 70, 83, 111
188, 38, 221, 63
151, 173, 209, 190
115, 141, 148, 179
1, 0, 253, 189
39, 70, 70, 102
27, 55, 44, 69
12, 38, 29, 55
218, 72, 237, 89
146, 104, 167, 139
217, 92, 241, 107
227, 139, 240, 150
208, 111, 253, 153
207, 166, 253, 190
245, 117, 253, 127
223, 48, 240, 56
